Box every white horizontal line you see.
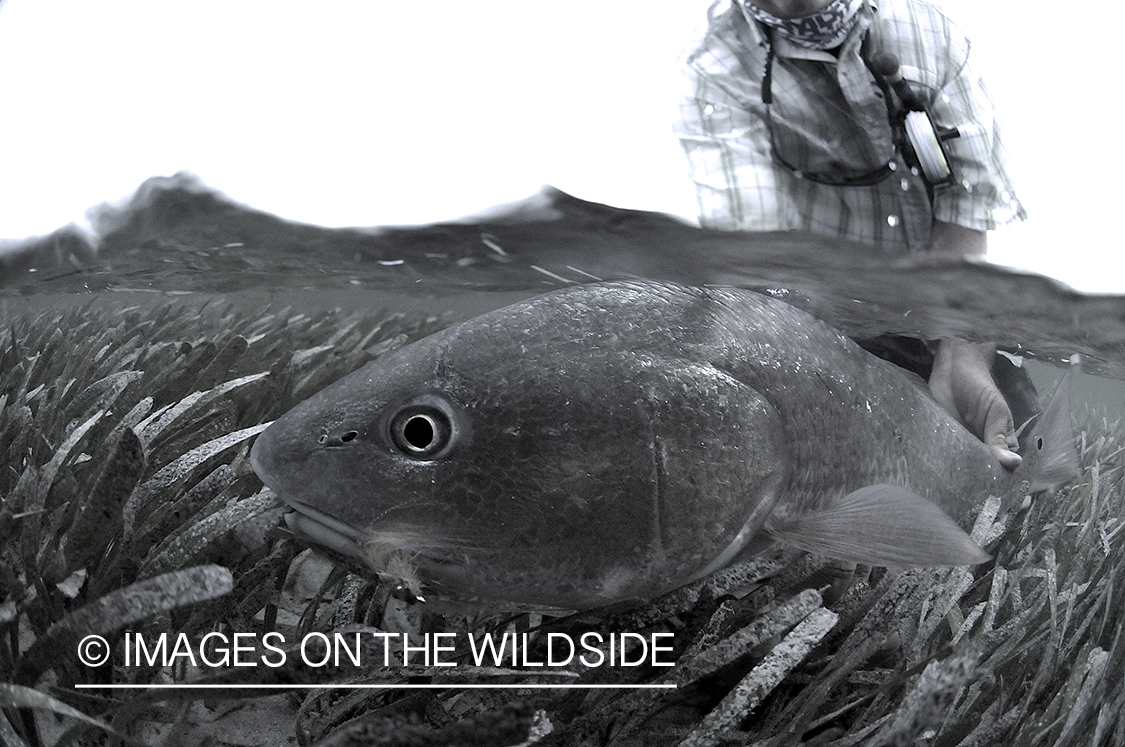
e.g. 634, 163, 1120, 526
74, 683, 677, 690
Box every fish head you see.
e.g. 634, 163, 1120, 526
251, 283, 786, 610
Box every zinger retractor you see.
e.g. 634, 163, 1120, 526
871, 51, 961, 187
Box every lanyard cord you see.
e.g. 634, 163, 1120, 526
760, 28, 895, 187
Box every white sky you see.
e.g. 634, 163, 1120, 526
0, 1, 1119, 292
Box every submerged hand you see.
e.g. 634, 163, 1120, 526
929, 340, 1022, 469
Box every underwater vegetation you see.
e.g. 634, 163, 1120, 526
1, 295, 1123, 747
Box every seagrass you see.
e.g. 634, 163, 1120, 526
1, 297, 1122, 747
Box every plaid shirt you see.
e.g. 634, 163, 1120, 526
676, 0, 1026, 253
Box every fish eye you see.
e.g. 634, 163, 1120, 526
389, 404, 454, 459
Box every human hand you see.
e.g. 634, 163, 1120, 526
929, 340, 1022, 469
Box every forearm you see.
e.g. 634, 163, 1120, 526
930, 220, 986, 256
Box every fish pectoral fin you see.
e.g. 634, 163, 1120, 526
766, 485, 991, 568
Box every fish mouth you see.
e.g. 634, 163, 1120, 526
279, 497, 455, 601
281, 499, 365, 561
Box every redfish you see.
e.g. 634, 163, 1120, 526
251, 281, 1079, 609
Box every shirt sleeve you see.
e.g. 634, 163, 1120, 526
922, 16, 1028, 230
674, 26, 791, 232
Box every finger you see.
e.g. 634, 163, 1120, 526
984, 398, 1021, 470
990, 443, 1022, 470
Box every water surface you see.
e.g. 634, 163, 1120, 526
3, 172, 1123, 398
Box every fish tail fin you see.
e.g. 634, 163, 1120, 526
766, 485, 991, 568
1025, 357, 1082, 494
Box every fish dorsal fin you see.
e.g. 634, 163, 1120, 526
1027, 363, 1082, 493
766, 485, 991, 567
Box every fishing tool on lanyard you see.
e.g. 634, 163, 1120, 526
870, 51, 960, 188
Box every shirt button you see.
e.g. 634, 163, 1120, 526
887, 215, 900, 227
